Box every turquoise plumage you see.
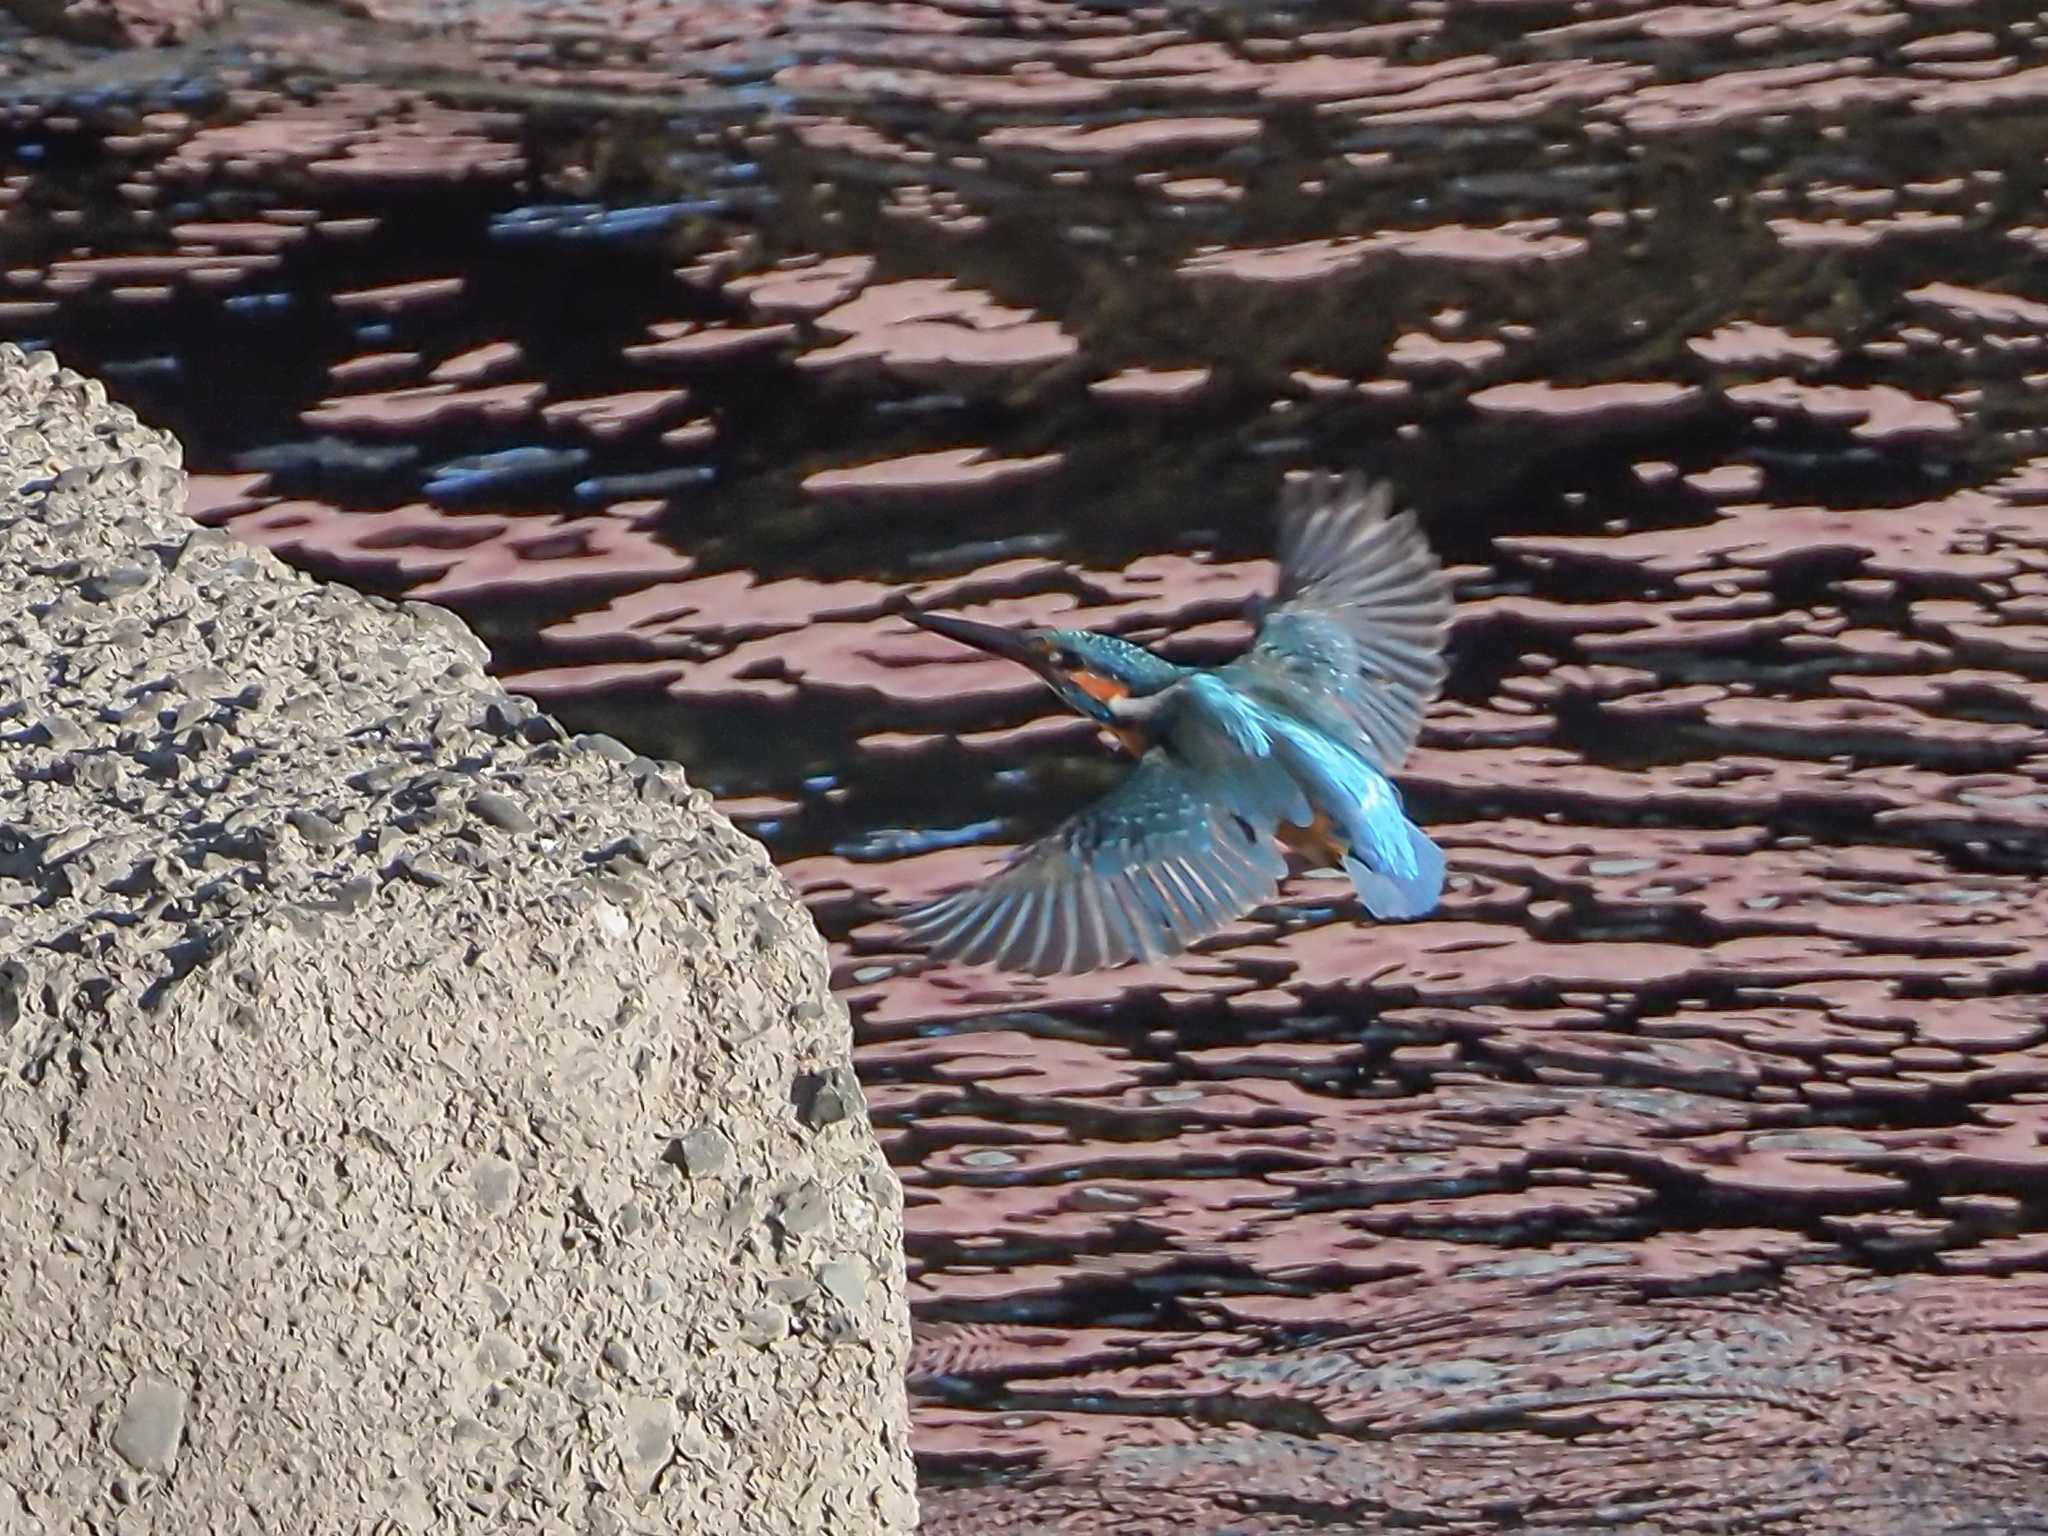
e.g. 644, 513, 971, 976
901, 471, 1453, 974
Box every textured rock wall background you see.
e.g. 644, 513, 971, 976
0, 344, 916, 1534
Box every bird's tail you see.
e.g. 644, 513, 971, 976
1261, 708, 1447, 921
1342, 820, 1444, 920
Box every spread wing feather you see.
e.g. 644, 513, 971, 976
900, 750, 1286, 975
1224, 471, 1451, 770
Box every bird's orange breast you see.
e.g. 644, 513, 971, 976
1279, 812, 1350, 866
1100, 725, 1147, 755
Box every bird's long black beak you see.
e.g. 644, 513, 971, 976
905, 609, 1044, 670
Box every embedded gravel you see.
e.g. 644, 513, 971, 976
0, 342, 916, 1535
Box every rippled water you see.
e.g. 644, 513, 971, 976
13, 1, 2048, 1525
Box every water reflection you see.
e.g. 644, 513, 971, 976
11, 0, 2048, 1522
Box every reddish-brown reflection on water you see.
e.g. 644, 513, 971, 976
16, 0, 2048, 1522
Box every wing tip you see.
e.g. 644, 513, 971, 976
1279, 467, 1398, 531
1263, 466, 1454, 765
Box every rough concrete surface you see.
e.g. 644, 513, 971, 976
0, 343, 917, 1534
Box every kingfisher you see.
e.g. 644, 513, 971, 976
899, 471, 1452, 974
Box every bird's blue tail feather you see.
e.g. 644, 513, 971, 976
1343, 822, 1444, 920
1258, 707, 1446, 920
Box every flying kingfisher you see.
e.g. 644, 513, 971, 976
899, 470, 1452, 974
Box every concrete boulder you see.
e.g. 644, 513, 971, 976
0, 343, 917, 1534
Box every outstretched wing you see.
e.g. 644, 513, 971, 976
1224, 471, 1451, 770
900, 750, 1286, 974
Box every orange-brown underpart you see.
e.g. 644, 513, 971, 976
1279, 811, 1350, 866
1104, 725, 1147, 756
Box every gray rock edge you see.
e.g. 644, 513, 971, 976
0, 343, 917, 1535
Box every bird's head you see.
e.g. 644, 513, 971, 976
907, 611, 1184, 725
